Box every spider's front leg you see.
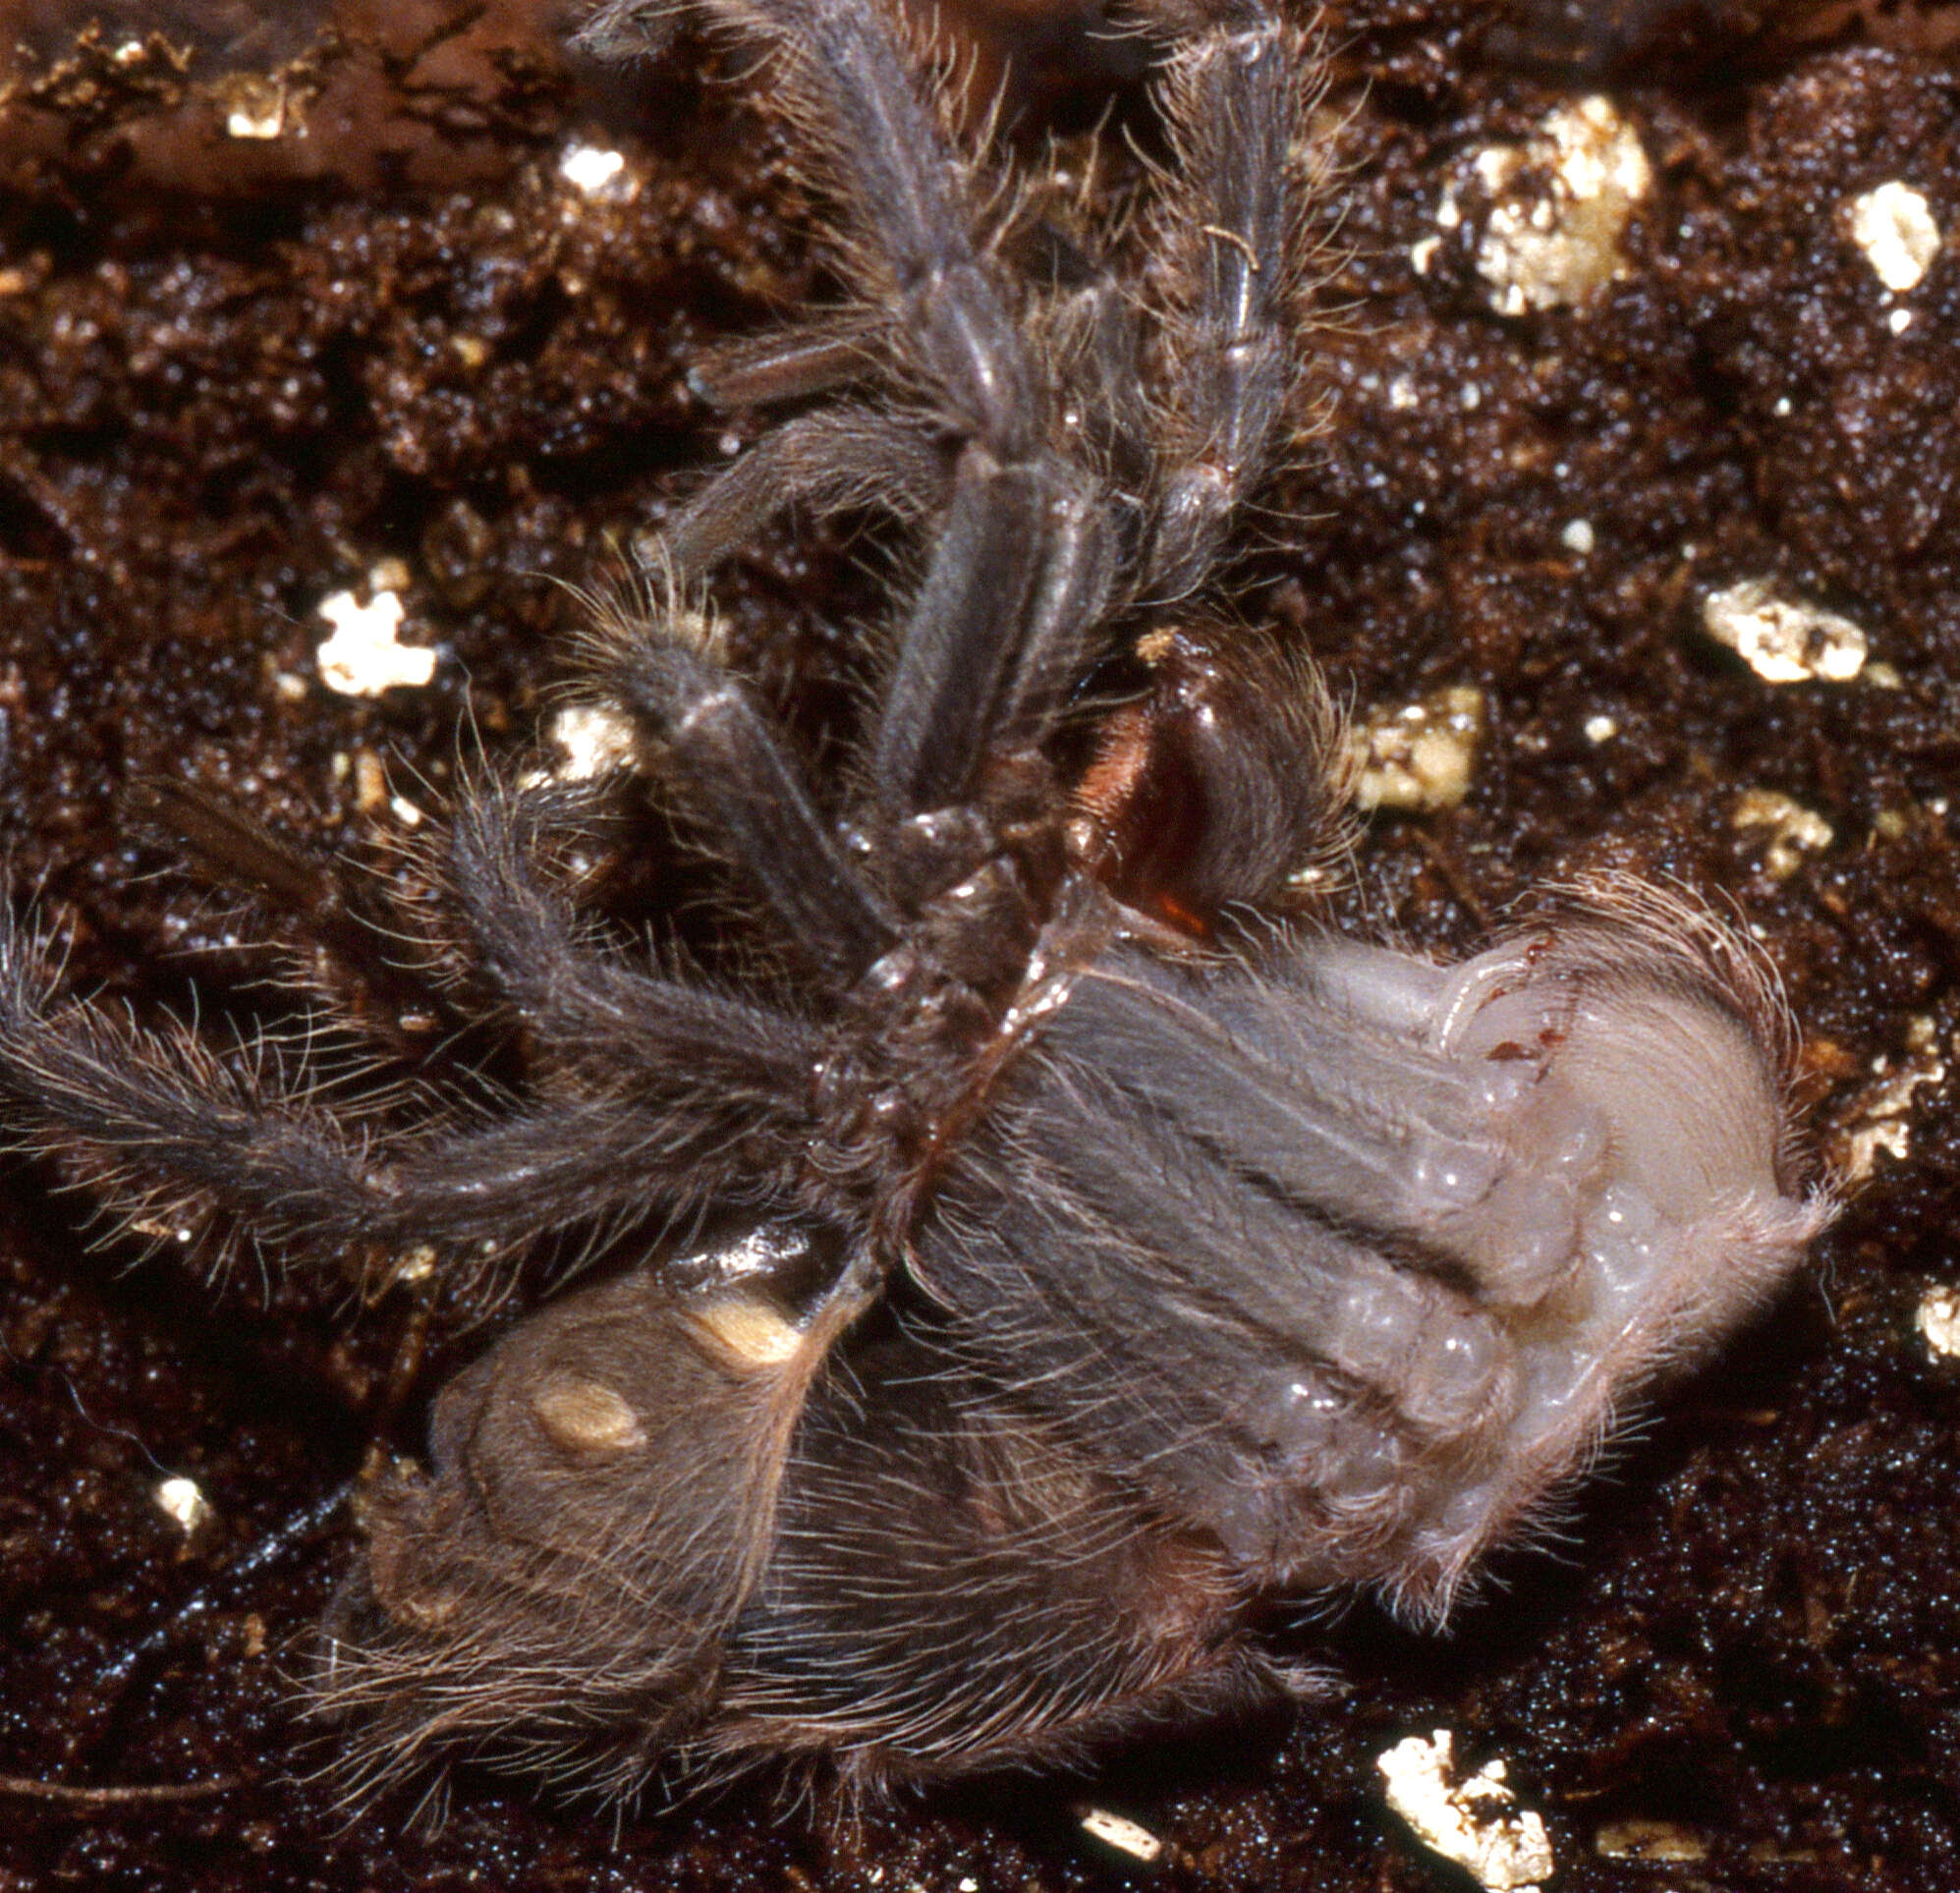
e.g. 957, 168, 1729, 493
1135, 0, 1328, 599
486, 639, 894, 987
0, 881, 820, 1290
659, 401, 953, 580
708, 0, 1117, 810
592, 0, 1125, 818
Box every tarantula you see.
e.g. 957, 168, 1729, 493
0, 0, 1827, 1808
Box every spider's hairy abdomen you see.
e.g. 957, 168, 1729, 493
715, 1319, 1274, 1786
0, 0, 1829, 1813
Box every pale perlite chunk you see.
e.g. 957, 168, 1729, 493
155, 1475, 211, 1533
1077, 1808, 1162, 1863
1700, 579, 1868, 684
544, 701, 638, 782
1845, 183, 1941, 294
1836, 1021, 1946, 1183
1731, 788, 1834, 882
1352, 685, 1485, 812
1378, 1730, 1554, 1891
1473, 98, 1652, 315
315, 585, 436, 696
559, 142, 637, 202
1916, 1286, 1960, 1362
218, 75, 291, 140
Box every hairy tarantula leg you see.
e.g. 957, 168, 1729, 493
776, 0, 1040, 456
923, 1074, 1509, 1587
1042, 958, 1528, 1249
988, 473, 1124, 760
1047, 941, 1820, 1311
1135, 0, 1319, 598
868, 456, 1046, 810
442, 783, 841, 1105
585, 615, 896, 979
612, 1, 1121, 811
661, 402, 952, 580
0, 910, 817, 1276
684, 313, 880, 409
1000, 928, 1825, 1588
130, 779, 480, 1061
1041, 269, 1157, 496
871, 449, 1127, 811
596, 0, 1039, 453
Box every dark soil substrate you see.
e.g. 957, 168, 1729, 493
3, 3, 1959, 1889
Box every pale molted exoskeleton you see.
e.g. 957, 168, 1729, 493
0, 0, 1828, 1808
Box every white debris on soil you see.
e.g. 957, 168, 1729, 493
1077, 1808, 1163, 1864
1471, 98, 1652, 315
1378, 1730, 1554, 1891
1560, 517, 1596, 555
218, 74, 290, 140
1845, 182, 1941, 294
559, 142, 637, 202
1731, 788, 1834, 882
1700, 579, 1869, 684
1352, 685, 1485, 812
154, 1475, 211, 1533
544, 701, 639, 782
1583, 712, 1618, 744
351, 748, 390, 813
1837, 1018, 1947, 1184
1916, 1286, 1960, 1362
315, 570, 434, 696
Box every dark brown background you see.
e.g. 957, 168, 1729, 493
2, 2, 1958, 1888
